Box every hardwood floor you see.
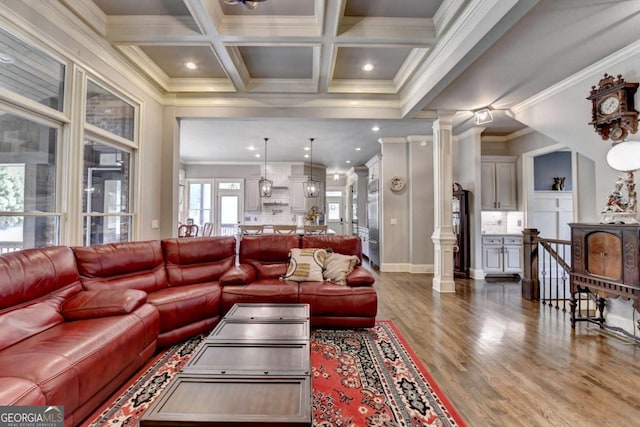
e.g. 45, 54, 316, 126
369, 267, 640, 426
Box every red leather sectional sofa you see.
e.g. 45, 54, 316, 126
0, 234, 376, 426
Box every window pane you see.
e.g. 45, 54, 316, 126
219, 182, 240, 190
187, 182, 211, 225
82, 140, 130, 214
83, 215, 131, 246
220, 195, 238, 224
328, 202, 340, 220
86, 80, 135, 141
0, 110, 57, 214
0, 28, 65, 111
0, 215, 60, 250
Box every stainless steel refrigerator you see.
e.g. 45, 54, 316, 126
367, 179, 380, 268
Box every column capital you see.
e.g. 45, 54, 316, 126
434, 110, 456, 125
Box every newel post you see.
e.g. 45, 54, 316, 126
521, 228, 540, 300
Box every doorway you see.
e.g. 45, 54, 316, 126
326, 190, 344, 235
216, 181, 242, 236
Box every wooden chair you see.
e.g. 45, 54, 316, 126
178, 224, 199, 237
273, 225, 297, 234
239, 225, 264, 235
201, 222, 214, 236
303, 225, 328, 235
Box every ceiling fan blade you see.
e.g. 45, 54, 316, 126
244, 1, 259, 9
223, 0, 241, 5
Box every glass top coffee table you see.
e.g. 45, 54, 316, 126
140, 303, 311, 427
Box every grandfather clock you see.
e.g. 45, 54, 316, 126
452, 183, 470, 278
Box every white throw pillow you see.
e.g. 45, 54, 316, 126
323, 252, 359, 285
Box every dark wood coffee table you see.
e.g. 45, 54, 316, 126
140, 303, 311, 427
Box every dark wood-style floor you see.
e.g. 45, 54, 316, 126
370, 267, 640, 427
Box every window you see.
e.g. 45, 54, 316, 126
86, 80, 135, 141
0, 27, 65, 111
187, 181, 212, 226
0, 110, 60, 250
82, 140, 132, 245
328, 202, 341, 221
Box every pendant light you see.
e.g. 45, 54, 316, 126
258, 137, 272, 197
304, 137, 321, 198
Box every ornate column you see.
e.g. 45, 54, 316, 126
431, 111, 457, 293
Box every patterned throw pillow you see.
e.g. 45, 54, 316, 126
323, 252, 359, 285
281, 248, 327, 282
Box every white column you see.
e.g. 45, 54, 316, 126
431, 111, 457, 293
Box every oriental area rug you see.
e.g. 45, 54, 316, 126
82, 321, 466, 427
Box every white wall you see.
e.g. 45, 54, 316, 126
511, 40, 640, 335
380, 139, 411, 270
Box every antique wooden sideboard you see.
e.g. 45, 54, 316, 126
569, 223, 640, 332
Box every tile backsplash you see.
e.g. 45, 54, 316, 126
481, 211, 524, 234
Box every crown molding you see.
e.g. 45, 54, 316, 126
510, 38, 640, 116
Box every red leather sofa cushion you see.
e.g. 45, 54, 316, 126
0, 378, 46, 405
62, 289, 147, 320
0, 246, 83, 352
162, 236, 236, 285
73, 240, 167, 292
239, 235, 300, 279
155, 236, 236, 346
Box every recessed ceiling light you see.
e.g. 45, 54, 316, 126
185, 61, 198, 70
346, 160, 351, 164
304, 147, 310, 151
371, 126, 380, 132
355, 147, 361, 151
247, 145, 256, 151
0, 53, 14, 64
255, 153, 260, 158
362, 63, 374, 72
304, 154, 310, 158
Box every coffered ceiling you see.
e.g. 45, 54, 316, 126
58, 0, 640, 171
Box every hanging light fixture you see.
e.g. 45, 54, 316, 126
223, 0, 266, 10
305, 138, 321, 198
258, 137, 272, 197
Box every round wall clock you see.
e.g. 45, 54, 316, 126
390, 176, 406, 192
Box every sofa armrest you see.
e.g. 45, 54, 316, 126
219, 264, 257, 286
62, 289, 147, 320
346, 266, 375, 287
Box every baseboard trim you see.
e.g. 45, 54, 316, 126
380, 263, 434, 273
410, 264, 433, 274
470, 268, 485, 280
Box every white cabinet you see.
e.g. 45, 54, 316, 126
290, 177, 324, 213
481, 157, 517, 210
358, 226, 369, 258
244, 178, 261, 212
482, 235, 522, 275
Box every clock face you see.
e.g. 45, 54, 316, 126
390, 176, 405, 191
599, 96, 620, 115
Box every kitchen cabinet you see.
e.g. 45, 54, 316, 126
481, 157, 517, 210
290, 177, 323, 213
244, 178, 261, 212
482, 235, 522, 275
358, 226, 369, 258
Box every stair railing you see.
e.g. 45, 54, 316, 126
522, 228, 572, 310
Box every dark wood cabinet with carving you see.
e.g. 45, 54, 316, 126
452, 185, 470, 278
569, 223, 640, 332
